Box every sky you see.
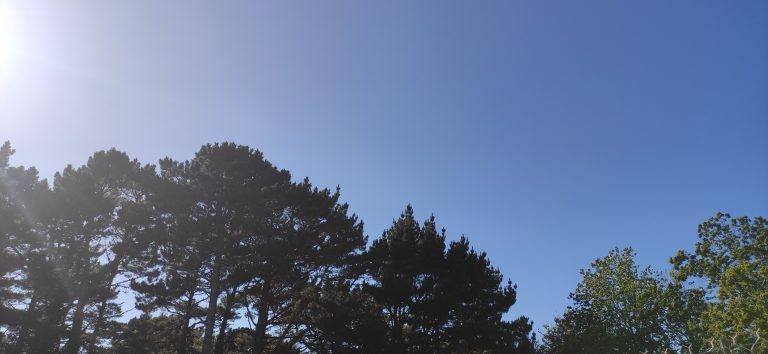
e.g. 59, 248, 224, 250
1, 1, 767, 333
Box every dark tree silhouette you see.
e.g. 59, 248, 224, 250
364, 205, 534, 353
132, 143, 365, 354
135, 143, 295, 354
0, 141, 542, 354
55, 150, 156, 354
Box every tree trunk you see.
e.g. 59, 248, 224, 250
251, 279, 271, 354
11, 293, 37, 354
87, 256, 123, 354
202, 255, 223, 354
86, 300, 108, 354
28, 297, 68, 353
28, 320, 62, 354
214, 289, 237, 354
64, 296, 88, 354
178, 277, 199, 354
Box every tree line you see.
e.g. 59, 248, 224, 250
0, 142, 534, 354
1, 141, 765, 354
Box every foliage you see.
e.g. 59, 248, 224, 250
364, 206, 534, 353
7, 140, 762, 354
672, 213, 768, 353
541, 247, 706, 354
111, 314, 203, 354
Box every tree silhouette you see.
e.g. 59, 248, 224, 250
130, 143, 365, 354
4, 141, 765, 354
364, 205, 533, 353
0, 141, 56, 353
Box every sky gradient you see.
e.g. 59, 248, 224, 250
1, 1, 767, 332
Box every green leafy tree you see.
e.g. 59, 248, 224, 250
541, 247, 705, 354
672, 213, 768, 352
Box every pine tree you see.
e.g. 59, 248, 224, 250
44, 149, 155, 354
237, 178, 366, 354
139, 143, 366, 354
0, 142, 54, 352
364, 206, 532, 353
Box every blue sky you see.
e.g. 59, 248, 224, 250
1, 1, 767, 332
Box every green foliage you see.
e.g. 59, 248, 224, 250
541, 247, 706, 354
13, 140, 764, 354
672, 213, 768, 352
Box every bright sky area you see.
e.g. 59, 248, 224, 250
1, 1, 767, 333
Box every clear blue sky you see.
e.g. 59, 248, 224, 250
1, 1, 767, 332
